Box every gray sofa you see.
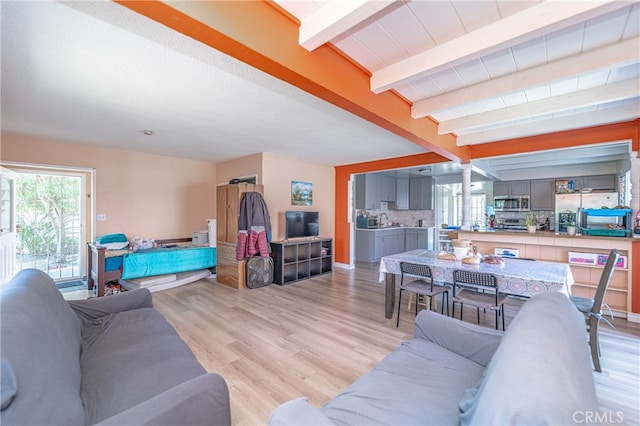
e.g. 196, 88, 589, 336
269, 292, 598, 425
1, 269, 231, 425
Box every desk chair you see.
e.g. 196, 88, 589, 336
396, 262, 449, 327
569, 248, 619, 372
452, 270, 506, 330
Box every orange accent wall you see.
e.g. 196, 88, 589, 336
334, 153, 449, 264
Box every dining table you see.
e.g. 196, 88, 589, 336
379, 249, 574, 319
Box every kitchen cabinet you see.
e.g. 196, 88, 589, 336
409, 177, 433, 210
356, 228, 404, 262
404, 228, 429, 251
380, 175, 397, 202
493, 180, 530, 196
530, 179, 555, 210
583, 174, 616, 190
374, 229, 405, 261
355, 174, 381, 210
392, 178, 409, 210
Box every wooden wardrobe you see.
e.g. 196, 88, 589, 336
216, 183, 264, 288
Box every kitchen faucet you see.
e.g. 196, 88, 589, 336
379, 212, 389, 227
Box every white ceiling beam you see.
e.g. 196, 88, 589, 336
370, 0, 629, 94
457, 103, 640, 145
299, 0, 395, 51
438, 79, 640, 134
413, 37, 640, 117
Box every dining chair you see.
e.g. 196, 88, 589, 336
569, 248, 619, 373
396, 262, 449, 327
451, 270, 506, 330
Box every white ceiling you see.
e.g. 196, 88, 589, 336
2, 1, 639, 180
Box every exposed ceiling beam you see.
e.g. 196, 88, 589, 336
412, 36, 640, 117
457, 103, 639, 145
300, 0, 394, 51
370, 0, 627, 94
438, 79, 640, 134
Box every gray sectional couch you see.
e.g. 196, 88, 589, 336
1, 269, 231, 425
269, 292, 598, 425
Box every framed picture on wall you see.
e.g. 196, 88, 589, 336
291, 181, 312, 206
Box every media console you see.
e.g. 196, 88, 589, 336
270, 238, 333, 285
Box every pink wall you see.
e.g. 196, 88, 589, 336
1, 133, 217, 241
215, 153, 335, 242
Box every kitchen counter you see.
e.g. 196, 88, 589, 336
457, 230, 635, 317
467, 229, 632, 240
356, 226, 432, 231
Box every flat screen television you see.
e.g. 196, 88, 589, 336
285, 211, 319, 239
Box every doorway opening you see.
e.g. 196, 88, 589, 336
12, 166, 90, 288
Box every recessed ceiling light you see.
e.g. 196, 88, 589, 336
142, 130, 153, 136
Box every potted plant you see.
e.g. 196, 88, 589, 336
525, 214, 538, 234
567, 220, 576, 236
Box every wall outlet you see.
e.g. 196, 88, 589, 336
97, 214, 107, 221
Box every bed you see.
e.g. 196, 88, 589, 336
87, 237, 216, 297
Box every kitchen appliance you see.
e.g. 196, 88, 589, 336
494, 195, 530, 212
500, 218, 527, 232
356, 214, 378, 229
554, 193, 581, 234
580, 191, 618, 210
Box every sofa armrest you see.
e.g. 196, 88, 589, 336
68, 288, 153, 320
268, 397, 336, 426
94, 373, 231, 426
414, 310, 503, 367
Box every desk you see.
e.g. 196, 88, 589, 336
379, 249, 574, 319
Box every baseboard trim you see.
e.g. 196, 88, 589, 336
626, 312, 640, 323
334, 262, 354, 270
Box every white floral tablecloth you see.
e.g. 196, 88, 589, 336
379, 249, 573, 297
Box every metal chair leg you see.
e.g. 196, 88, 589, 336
590, 316, 601, 372
396, 289, 403, 327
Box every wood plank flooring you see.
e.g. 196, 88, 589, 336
151, 263, 640, 425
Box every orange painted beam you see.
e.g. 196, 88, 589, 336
115, 0, 466, 163
470, 120, 639, 159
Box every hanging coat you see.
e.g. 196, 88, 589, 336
236, 192, 272, 260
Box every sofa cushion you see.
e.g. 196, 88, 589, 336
1, 359, 17, 410
459, 292, 598, 425
320, 338, 485, 425
80, 307, 208, 424
0, 269, 85, 425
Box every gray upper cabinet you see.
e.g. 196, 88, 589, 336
380, 175, 397, 202
393, 178, 409, 210
530, 179, 555, 210
409, 177, 433, 210
494, 180, 530, 196
583, 174, 616, 190
355, 174, 381, 210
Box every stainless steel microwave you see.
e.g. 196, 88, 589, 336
494, 195, 530, 212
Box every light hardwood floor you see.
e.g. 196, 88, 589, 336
148, 263, 639, 425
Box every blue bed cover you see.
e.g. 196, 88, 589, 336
120, 246, 216, 280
